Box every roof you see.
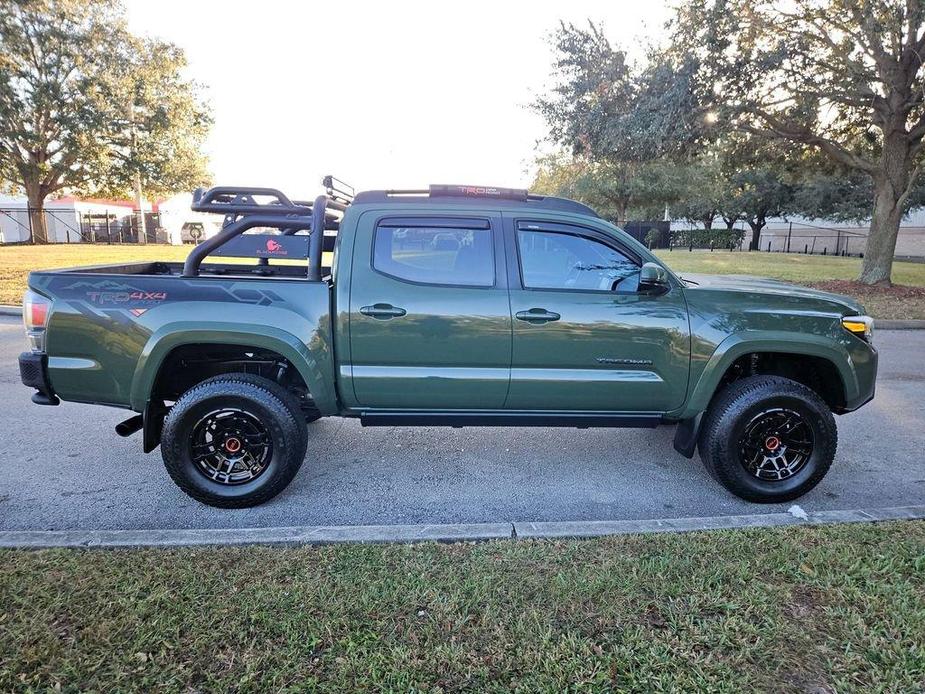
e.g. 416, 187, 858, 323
351, 185, 600, 218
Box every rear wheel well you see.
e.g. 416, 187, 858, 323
150, 343, 319, 420
715, 352, 846, 412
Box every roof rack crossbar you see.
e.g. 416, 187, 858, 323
192, 186, 312, 217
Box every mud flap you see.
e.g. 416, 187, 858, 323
672, 413, 702, 459
143, 400, 167, 453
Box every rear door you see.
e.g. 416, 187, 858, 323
348, 211, 511, 408
504, 216, 690, 412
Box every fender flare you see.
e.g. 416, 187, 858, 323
676, 331, 857, 419
129, 322, 339, 415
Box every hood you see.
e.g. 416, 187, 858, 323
681, 273, 864, 314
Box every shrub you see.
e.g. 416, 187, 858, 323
670, 228, 746, 249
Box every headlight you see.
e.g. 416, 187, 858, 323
842, 315, 874, 342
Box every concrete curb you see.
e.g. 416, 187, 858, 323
514, 505, 925, 539
0, 522, 514, 549
875, 319, 925, 329
1, 505, 922, 549
0, 305, 22, 317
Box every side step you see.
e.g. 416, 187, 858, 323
360, 412, 663, 428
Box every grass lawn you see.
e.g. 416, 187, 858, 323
1, 522, 923, 691
0, 244, 190, 306
0, 244, 328, 306
656, 250, 925, 319
2, 244, 924, 318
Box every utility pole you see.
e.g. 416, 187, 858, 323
134, 170, 146, 245
127, 99, 146, 244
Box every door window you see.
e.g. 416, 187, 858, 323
374, 223, 494, 287
517, 229, 639, 292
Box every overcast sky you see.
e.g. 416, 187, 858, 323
125, 0, 670, 199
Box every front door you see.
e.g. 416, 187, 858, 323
505, 217, 690, 412
348, 212, 511, 409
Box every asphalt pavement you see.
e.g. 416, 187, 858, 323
1, 315, 923, 532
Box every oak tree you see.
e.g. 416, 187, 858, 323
675, 0, 925, 284
0, 0, 211, 243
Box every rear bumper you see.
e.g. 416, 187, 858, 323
19, 351, 59, 405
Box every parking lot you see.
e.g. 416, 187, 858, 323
1, 315, 923, 532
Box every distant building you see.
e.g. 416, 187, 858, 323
0, 195, 227, 245
0, 196, 150, 244
669, 210, 925, 258
759, 212, 925, 258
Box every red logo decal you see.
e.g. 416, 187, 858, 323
266, 239, 284, 253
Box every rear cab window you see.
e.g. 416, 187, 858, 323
373, 217, 494, 287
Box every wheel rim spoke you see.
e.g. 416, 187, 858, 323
190, 408, 272, 486
738, 407, 814, 482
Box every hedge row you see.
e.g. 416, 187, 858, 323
669, 228, 746, 249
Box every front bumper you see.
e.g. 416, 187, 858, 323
19, 351, 59, 405
842, 340, 878, 412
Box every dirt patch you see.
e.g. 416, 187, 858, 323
784, 584, 826, 619
808, 280, 925, 320
811, 280, 925, 299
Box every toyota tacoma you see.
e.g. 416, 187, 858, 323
19, 179, 878, 507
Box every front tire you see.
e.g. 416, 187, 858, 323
698, 376, 837, 503
161, 374, 308, 508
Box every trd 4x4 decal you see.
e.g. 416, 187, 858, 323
86, 290, 168, 304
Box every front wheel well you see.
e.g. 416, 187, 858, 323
715, 352, 846, 412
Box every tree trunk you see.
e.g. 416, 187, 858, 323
25, 184, 49, 244
859, 133, 912, 286
703, 216, 714, 230
748, 219, 765, 251
615, 201, 628, 225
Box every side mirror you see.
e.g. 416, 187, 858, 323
638, 262, 671, 294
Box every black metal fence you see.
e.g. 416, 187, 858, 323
620, 221, 671, 248
0, 207, 166, 245
663, 221, 871, 257
755, 223, 867, 257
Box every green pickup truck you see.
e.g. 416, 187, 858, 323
19, 181, 878, 508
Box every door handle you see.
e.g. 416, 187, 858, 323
515, 308, 561, 324
360, 303, 407, 319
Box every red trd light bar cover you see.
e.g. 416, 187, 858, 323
430, 184, 529, 201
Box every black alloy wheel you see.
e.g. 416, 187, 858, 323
698, 375, 837, 503
738, 407, 814, 481
161, 373, 308, 508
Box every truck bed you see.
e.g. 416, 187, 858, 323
28, 263, 336, 411
40, 260, 331, 281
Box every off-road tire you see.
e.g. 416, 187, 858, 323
161, 373, 308, 508
698, 375, 837, 503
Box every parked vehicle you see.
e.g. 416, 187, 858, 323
19, 179, 878, 508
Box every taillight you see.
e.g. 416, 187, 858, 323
23, 290, 50, 352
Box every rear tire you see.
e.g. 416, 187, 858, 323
161, 373, 308, 508
698, 376, 837, 503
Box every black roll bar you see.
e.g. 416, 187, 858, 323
182, 213, 312, 277
184, 181, 350, 279
308, 196, 327, 281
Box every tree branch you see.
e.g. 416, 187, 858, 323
740, 107, 878, 174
